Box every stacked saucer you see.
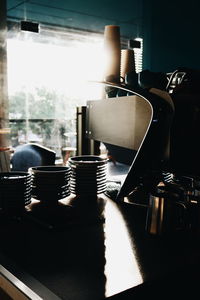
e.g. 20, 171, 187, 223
29, 166, 71, 203
0, 172, 32, 212
69, 155, 108, 196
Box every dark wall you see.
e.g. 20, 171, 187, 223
142, 0, 200, 72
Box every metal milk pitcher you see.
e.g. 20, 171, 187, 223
146, 186, 187, 235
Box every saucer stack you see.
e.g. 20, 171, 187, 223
0, 172, 32, 212
69, 155, 108, 196
29, 166, 71, 203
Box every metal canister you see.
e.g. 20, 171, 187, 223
146, 186, 187, 235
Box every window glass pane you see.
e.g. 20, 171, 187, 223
134, 38, 143, 73
7, 24, 142, 160
7, 27, 104, 158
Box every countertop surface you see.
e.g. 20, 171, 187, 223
1, 193, 200, 300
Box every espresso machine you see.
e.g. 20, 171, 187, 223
81, 68, 200, 236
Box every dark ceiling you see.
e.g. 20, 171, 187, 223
6, 0, 143, 37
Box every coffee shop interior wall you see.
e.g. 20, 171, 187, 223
5, 0, 200, 73
143, 0, 200, 72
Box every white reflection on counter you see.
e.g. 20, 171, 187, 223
104, 198, 143, 297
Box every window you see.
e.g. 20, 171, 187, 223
134, 38, 143, 73
7, 24, 105, 158
7, 23, 143, 159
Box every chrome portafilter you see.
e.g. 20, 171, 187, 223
68, 155, 108, 197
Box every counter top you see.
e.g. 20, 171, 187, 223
1, 195, 200, 300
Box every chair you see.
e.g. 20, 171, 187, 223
11, 143, 56, 172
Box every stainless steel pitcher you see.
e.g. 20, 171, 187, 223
145, 186, 187, 235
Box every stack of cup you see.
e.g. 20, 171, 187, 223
29, 166, 71, 204
120, 49, 135, 80
69, 155, 108, 197
0, 172, 32, 213
103, 25, 121, 84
